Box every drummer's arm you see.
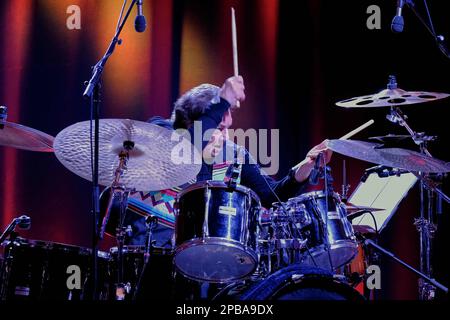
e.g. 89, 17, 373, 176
241, 151, 308, 207
292, 140, 333, 183
186, 76, 243, 151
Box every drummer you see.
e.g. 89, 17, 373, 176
172, 76, 332, 204
126, 75, 332, 246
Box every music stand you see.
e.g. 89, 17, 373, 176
349, 170, 418, 232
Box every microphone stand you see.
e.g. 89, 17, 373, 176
362, 238, 448, 294
82, 0, 139, 300
404, 0, 450, 59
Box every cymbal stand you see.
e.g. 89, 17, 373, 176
132, 216, 158, 301
385, 80, 449, 299
101, 143, 134, 300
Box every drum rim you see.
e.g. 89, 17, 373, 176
176, 180, 261, 206
215, 265, 365, 301
173, 237, 258, 283
2, 238, 109, 258
305, 240, 358, 268
287, 190, 341, 203
272, 274, 365, 301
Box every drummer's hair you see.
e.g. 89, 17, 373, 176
172, 84, 220, 129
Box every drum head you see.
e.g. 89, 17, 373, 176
174, 238, 258, 283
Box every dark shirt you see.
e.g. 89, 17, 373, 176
185, 98, 307, 208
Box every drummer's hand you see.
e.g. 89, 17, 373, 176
293, 140, 333, 183
306, 139, 333, 165
219, 76, 245, 108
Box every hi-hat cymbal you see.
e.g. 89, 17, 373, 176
54, 119, 202, 191
368, 134, 411, 144
326, 139, 450, 173
0, 121, 54, 152
336, 87, 450, 108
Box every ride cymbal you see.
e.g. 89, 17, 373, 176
54, 119, 201, 191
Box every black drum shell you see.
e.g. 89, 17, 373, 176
0, 239, 108, 300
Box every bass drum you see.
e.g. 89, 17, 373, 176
216, 264, 364, 301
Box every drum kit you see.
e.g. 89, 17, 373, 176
0, 75, 449, 300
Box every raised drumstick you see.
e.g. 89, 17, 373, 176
231, 7, 240, 108
339, 119, 375, 140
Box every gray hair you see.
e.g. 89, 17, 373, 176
172, 83, 220, 129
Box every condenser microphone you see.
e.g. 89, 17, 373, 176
391, 0, 406, 33
135, 0, 147, 33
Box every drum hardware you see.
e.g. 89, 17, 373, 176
380, 77, 450, 299
360, 165, 410, 183
100, 143, 137, 300
132, 215, 158, 300
341, 160, 350, 203
357, 235, 448, 295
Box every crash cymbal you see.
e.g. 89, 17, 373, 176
54, 119, 201, 191
0, 121, 54, 152
336, 87, 449, 108
326, 139, 450, 173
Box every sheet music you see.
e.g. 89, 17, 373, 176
349, 172, 418, 232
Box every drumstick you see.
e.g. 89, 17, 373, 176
292, 120, 375, 171
339, 119, 374, 140
231, 7, 240, 108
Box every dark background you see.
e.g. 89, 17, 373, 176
0, 0, 449, 299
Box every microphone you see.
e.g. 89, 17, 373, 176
309, 152, 324, 185
347, 210, 371, 221
391, 0, 406, 33
0, 215, 31, 244
17, 215, 31, 230
135, 0, 147, 33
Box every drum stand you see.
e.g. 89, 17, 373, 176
99, 144, 134, 300
385, 78, 450, 299
132, 216, 158, 300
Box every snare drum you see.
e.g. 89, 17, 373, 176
292, 191, 357, 269
0, 238, 108, 300
174, 181, 261, 283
